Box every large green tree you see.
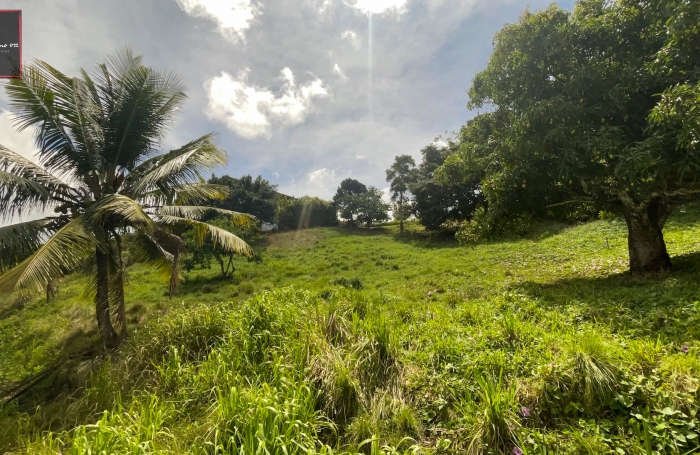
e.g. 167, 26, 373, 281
355, 187, 391, 228
411, 143, 483, 230
385, 155, 416, 233
333, 178, 368, 227
0, 49, 254, 348
207, 174, 278, 224
457, 0, 700, 273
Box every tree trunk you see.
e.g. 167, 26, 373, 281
113, 233, 127, 341
399, 192, 404, 233
622, 196, 673, 274
169, 249, 180, 299
95, 248, 119, 349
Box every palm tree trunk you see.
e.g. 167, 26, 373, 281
95, 247, 119, 349
113, 233, 127, 340
169, 249, 180, 298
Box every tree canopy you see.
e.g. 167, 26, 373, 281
208, 174, 278, 224
411, 143, 483, 231
333, 178, 369, 226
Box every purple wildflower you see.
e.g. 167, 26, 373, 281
513, 447, 524, 455
521, 406, 531, 418
681, 345, 690, 354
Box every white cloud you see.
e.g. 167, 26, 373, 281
174, 0, 260, 42
344, 0, 407, 15
381, 186, 392, 203
204, 68, 329, 140
273, 172, 280, 178
341, 30, 361, 49
311, 0, 332, 13
307, 167, 335, 183
333, 63, 349, 82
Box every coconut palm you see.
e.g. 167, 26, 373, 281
0, 48, 254, 349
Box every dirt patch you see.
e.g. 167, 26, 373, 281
259, 229, 326, 249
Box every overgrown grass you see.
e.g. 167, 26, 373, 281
2, 205, 700, 453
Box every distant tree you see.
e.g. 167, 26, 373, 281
333, 178, 368, 227
456, 0, 700, 273
386, 155, 416, 232
208, 175, 278, 224
411, 144, 483, 230
356, 187, 391, 228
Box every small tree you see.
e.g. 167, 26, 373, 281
333, 178, 368, 227
356, 187, 390, 228
385, 155, 416, 233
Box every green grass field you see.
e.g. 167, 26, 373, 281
1, 206, 700, 454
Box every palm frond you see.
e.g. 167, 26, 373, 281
0, 217, 94, 295
126, 134, 227, 197
138, 182, 229, 206
129, 231, 175, 281
100, 63, 187, 171
85, 194, 154, 231
158, 215, 254, 258
5, 62, 102, 183
152, 230, 186, 297
0, 145, 76, 218
0, 218, 56, 272
158, 206, 253, 224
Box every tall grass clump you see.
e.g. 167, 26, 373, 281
567, 332, 619, 410
464, 373, 520, 455
207, 372, 331, 455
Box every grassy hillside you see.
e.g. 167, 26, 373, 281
1, 207, 700, 454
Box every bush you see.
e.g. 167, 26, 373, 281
278, 196, 338, 230
332, 277, 364, 290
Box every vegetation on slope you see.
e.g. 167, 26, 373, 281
2, 205, 700, 454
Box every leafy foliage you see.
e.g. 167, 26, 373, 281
277, 196, 338, 230
439, 0, 700, 273
207, 174, 278, 224
334, 178, 369, 226
182, 216, 262, 279
411, 144, 482, 231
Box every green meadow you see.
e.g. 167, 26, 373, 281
1, 206, 700, 454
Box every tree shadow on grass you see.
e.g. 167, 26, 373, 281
515, 251, 700, 343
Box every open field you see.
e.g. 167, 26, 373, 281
1, 207, 700, 453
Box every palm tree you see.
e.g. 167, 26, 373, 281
0, 48, 254, 349
385, 155, 416, 233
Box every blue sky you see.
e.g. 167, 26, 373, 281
0, 0, 576, 200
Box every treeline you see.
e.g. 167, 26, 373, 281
179, 174, 338, 276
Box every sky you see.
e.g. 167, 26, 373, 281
0, 0, 576, 201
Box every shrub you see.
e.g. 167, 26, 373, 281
332, 277, 364, 290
